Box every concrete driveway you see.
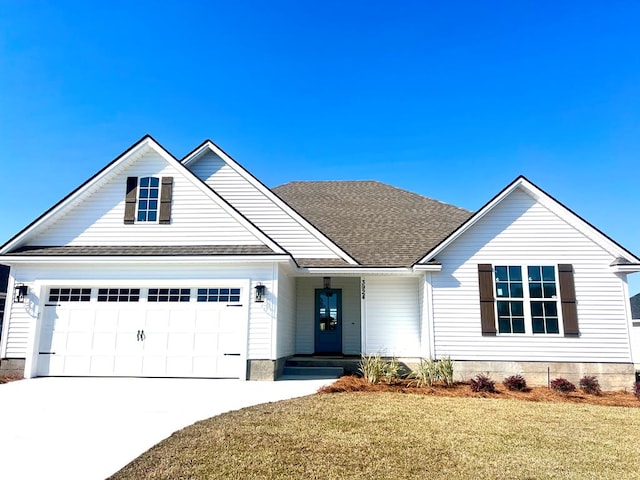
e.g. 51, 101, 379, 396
0, 377, 332, 479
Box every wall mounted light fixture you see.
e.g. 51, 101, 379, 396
14, 284, 28, 303
254, 283, 266, 303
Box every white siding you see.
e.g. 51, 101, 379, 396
431, 188, 632, 363
276, 265, 296, 358
294, 277, 361, 354
363, 276, 421, 357
30, 151, 265, 246
188, 151, 340, 258
2, 262, 277, 360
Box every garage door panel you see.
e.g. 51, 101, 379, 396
66, 332, 93, 352
92, 332, 117, 351
195, 311, 220, 332
64, 355, 91, 375
91, 356, 115, 375
142, 356, 168, 376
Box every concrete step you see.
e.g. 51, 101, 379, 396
281, 366, 344, 378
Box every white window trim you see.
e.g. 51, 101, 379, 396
135, 176, 160, 224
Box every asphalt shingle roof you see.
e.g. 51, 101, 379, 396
274, 181, 472, 267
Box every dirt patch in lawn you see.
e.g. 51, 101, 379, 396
319, 375, 640, 408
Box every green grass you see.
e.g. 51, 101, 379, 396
110, 392, 640, 480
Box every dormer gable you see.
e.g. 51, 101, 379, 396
1, 136, 286, 255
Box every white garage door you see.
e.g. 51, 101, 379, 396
36, 286, 248, 378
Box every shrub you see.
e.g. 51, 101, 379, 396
550, 377, 576, 394
503, 374, 527, 392
438, 356, 455, 387
469, 373, 496, 393
633, 381, 640, 400
358, 354, 384, 384
381, 357, 400, 384
579, 375, 601, 395
358, 355, 401, 384
410, 358, 441, 387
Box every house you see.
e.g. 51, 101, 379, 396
632, 293, 640, 320
1, 135, 639, 388
0, 265, 8, 344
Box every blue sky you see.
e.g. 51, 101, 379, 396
1, 1, 639, 293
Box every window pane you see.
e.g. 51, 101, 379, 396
532, 318, 545, 333
148, 211, 157, 221
528, 266, 541, 282
542, 266, 555, 281
498, 318, 511, 333
496, 283, 508, 297
495, 266, 507, 281
510, 283, 523, 298
139, 189, 149, 199
509, 266, 522, 281
497, 301, 509, 316
531, 301, 543, 316
543, 283, 556, 298
511, 301, 523, 316
140, 177, 149, 187
546, 318, 559, 334
150, 177, 159, 187
544, 301, 557, 316
137, 211, 146, 221
529, 283, 542, 298
512, 318, 525, 333
149, 189, 159, 199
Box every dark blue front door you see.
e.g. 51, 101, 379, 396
314, 289, 342, 354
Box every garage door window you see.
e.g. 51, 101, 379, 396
97, 288, 140, 302
148, 288, 191, 302
48, 288, 92, 302
197, 288, 241, 303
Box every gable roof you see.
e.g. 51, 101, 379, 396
182, 141, 358, 265
273, 181, 472, 267
0, 135, 287, 257
417, 175, 640, 266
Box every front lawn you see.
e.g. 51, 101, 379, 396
110, 391, 640, 479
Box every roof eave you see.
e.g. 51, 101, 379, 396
0, 254, 293, 265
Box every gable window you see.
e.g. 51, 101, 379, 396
495, 265, 559, 335
137, 177, 159, 222
124, 176, 173, 224
478, 263, 577, 337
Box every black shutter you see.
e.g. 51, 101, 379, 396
478, 264, 497, 336
159, 176, 173, 224
124, 177, 138, 224
558, 264, 579, 336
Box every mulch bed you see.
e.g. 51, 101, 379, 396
319, 375, 640, 408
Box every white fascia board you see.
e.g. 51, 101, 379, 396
1, 255, 292, 265
0, 138, 155, 254
294, 267, 419, 276
412, 264, 443, 272
183, 142, 358, 265
418, 176, 640, 265
611, 265, 640, 274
